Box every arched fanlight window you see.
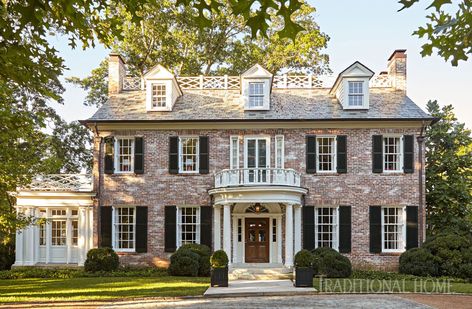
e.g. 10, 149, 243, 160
245, 203, 269, 213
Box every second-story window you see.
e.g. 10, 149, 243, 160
317, 136, 336, 172
115, 137, 135, 173
383, 136, 402, 172
179, 137, 199, 173
249, 82, 264, 108
151, 83, 167, 108
348, 81, 364, 107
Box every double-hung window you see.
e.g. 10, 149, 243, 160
317, 136, 336, 172
382, 207, 405, 252
176, 206, 200, 248
249, 82, 264, 108
115, 137, 135, 173
113, 207, 136, 252
315, 207, 339, 251
348, 81, 364, 107
179, 137, 199, 173
151, 83, 167, 108
383, 136, 402, 172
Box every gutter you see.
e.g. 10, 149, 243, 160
417, 121, 427, 244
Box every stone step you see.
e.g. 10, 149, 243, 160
229, 273, 293, 280
229, 266, 293, 280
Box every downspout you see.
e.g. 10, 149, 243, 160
94, 123, 102, 248
417, 122, 426, 244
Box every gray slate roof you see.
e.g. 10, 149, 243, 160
85, 87, 433, 122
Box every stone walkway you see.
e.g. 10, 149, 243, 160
204, 279, 314, 297
100, 294, 432, 308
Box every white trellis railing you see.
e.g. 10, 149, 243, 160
23, 174, 93, 192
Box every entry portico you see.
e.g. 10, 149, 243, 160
209, 168, 307, 268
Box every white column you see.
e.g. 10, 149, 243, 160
45, 208, 51, 264
294, 205, 302, 254
88, 207, 94, 251
24, 207, 34, 265
223, 204, 231, 264
213, 205, 221, 251
14, 207, 24, 266
277, 217, 282, 264
78, 207, 87, 266
285, 203, 294, 267
66, 208, 72, 264
232, 216, 238, 264
32, 208, 40, 264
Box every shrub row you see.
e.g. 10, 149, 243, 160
399, 231, 472, 279
294, 247, 352, 278
168, 244, 211, 277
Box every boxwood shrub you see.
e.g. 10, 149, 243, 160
177, 244, 211, 276
312, 247, 352, 278
399, 248, 438, 277
210, 250, 228, 268
84, 248, 119, 272
168, 249, 200, 277
294, 249, 313, 268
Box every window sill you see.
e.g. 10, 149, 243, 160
379, 172, 408, 176
311, 172, 340, 176
115, 251, 138, 255
379, 252, 403, 256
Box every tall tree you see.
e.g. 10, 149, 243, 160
69, 1, 330, 107
398, 0, 472, 66
425, 100, 472, 234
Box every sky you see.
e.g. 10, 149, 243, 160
52, 0, 472, 127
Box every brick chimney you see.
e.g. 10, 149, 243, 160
387, 49, 407, 92
108, 53, 125, 95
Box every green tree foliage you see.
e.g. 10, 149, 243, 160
425, 100, 472, 234
69, 1, 330, 107
399, 0, 472, 66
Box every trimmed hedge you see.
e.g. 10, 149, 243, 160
168, 249, 200, 277
294, 250, 313, 268
210, 250, 228, 268
0, 244, 14, 271
312, 247, 352, 278
84, 248, 119, 272
399, 248, 438, 277
177, 244, 211, 276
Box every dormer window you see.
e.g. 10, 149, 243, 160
249, 82, 264, 108
348, 81, 364, 107
151, 83, 167, 108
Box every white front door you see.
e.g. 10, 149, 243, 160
244, 137, 270, 183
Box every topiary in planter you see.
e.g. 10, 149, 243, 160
312, 247, 352, 278
168, 249, 200, 277
210, 250, 229, 268
294, 250, 314, 287
210, 250, 229, 287
294, 249, 313, 268
84, 248, 119, 272
177, 244, 211, 276
399, 248, 439, 277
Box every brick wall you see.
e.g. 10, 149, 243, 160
93, 126, 424, 270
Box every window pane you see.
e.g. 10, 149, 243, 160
72, 220, 78, 246
114, 207, 135, 250
317, 137, 335, 172
384, 137, 401, 171
383, 207, 402, 251
249, 82, 264, 107
152, 84, 166, 108
179, 207, 199, 245
117, 138, 134, 172
316, 207, 337, 249
180, 137, 198, 172
51, 220, 67, 246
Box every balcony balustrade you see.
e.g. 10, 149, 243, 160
214, 168, 301, 188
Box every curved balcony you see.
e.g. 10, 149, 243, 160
214, 168, 301, 188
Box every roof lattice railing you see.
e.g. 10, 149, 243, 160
23, 174, 93, 192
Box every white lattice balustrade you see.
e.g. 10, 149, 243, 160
24, 174, 93, 192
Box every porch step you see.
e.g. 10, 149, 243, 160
229, 265, 293, 280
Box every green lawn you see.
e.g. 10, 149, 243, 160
0, 276, 210, 303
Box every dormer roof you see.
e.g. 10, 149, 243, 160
241, 64, 273, 79
144, 64, 182, 96
329, 61, 374, 95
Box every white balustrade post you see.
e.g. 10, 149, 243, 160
199, 75, 204, 89
283, 74, 288, 88
294, 205, 302, 254
285, 203, 294, 267
223, 204, 231, 264
224, 75, 228, 89
213, 205, 221, 251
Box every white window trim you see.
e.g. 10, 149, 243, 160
230, 136, 240, 169
382, 135, 403, 173
178, 136, 200, 174
342, 78, 369, 110
275, 135, 284, 169
381, 206, 406, 253
243, 136, 271, 169
114, 136, 135, 174
145, 80, 173, 111
242, 78, 271, 111
47, 208, 79, 248
176, 206, 201, 249
150, 83, 167, 109
112, 206, 136, 253
316, 135, 337, 173
314, 206, 339, 251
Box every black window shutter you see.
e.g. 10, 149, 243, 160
199, 136, 209, 174
100, 207, 112, 248
406, 206, 419, 250
338, 206, 351, 253
302, 205, 315, 251
104, 137, 114, 174
403, 135, 414, 174
200, 206, 212, 249
337, 135, 347, 173
169, 137, 179, 174
134, 137, 144, 174
369, 206, 382, 253
135, 206, 148, 253
306, 135, 317, 174
372, 135, 383, 173
164, 205, 177, 252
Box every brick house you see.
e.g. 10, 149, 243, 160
13, 49, 434, 271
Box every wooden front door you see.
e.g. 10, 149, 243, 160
245, 218, 269, 263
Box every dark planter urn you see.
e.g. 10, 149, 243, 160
294, 267, 314, 287
211, 267, 228, 287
